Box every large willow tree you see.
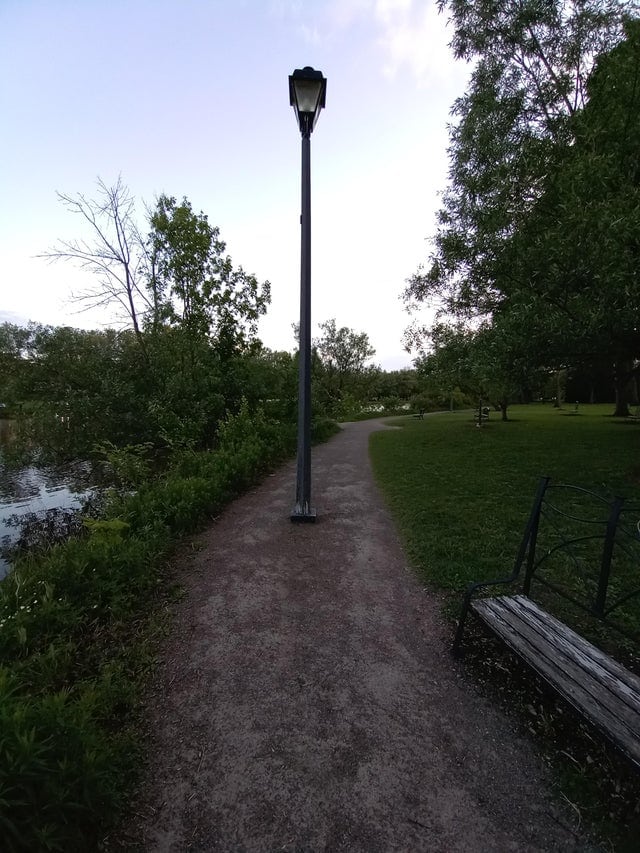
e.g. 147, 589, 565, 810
404, 0, 639, 412
405, 0, 635, 321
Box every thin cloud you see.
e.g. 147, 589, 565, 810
326, 0, 373, 29
375, 0, 413, 26
375, 0, 462, 86
321, 0, 466, 88
296, 22, 323, 45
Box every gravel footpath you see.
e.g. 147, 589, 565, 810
120, 419, 595, 852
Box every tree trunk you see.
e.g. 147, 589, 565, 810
553, 370, 565, 408
613, 360, 632, 417
500, 399, 508, 421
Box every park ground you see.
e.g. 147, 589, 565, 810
113, 416, 600, 852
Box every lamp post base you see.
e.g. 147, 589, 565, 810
290, 505, 317, 523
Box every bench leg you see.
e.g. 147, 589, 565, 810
452, 597, 472, 657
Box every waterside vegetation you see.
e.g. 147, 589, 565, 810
0, 184, 352, 850
0, 405, 339, 852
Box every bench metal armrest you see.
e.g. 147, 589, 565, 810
452, 477, 550, 655
464, 571, 520, 599
453, 573, 520, 655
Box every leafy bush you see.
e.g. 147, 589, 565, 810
0, 667, 138, 852
93, 441, 154, 489
311, 417, 342, 444
0, 407, 306, 850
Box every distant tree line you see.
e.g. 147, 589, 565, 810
0, 179, 455, 467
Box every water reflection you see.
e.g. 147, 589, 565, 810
0, 422, 92, 578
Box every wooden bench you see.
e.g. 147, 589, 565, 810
453, 476, 640, 769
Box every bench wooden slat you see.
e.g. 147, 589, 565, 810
475, 596, 640, 736
472, 596, 640, 767
473, 597, 640, 734
505, 595, 640, 714
473, 596, 640, 766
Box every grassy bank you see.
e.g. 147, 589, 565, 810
0, 407, 339, 852
370, 403, 640, 847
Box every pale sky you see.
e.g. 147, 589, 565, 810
0, 0, 470, 370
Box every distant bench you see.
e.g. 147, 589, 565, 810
472, 405, 490, 425
453, 477, 640, 770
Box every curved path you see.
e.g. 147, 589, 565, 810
123, 419, 591, 851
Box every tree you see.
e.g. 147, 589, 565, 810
314, 318, 376, 371
4, 324, 153, 457
417, 315, 544, 421
40, 177, 151, 361
405, 2, 640, 418
146, 195, 270, 349
498, 20, 640, 413
42, 182, 271, 374
404, 0, 633, 324
39, 184, 274, 449
144, 195, 272, 425
312, 319, 377, 416
0, 323, 35, 405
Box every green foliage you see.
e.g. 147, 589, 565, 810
0, 667, 138, 852
0, 321, 297, 462
82, 518, 130, 543
408, 0, 631, 317
417, 319, 546, 417
311, 416, 342, 444
0, 411, 301, 849
405, 2, 639, 418
314, 319, 376, 375
310, 318, 378, 419
147, 195, 270, 345
13, 182, 276, 465
499, 21, 640, 407
93, 441, 154, 489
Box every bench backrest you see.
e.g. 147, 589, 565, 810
517, 477, 640, 639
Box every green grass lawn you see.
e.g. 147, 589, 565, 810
370, 403, 640, 597
370, 403, 640, 848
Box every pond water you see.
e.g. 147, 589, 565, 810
0, 420, 92, 578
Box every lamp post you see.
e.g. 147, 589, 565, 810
289, 66, 326, 523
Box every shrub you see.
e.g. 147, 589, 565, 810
0, 408, 307, 849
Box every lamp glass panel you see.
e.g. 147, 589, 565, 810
294, 79, 322, 114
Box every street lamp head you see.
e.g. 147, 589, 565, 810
289, 66, 326, 138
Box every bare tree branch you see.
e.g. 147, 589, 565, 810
38, 177, 150, 362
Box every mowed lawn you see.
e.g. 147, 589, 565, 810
370, 404, 640, 598
371, 404, 640, 845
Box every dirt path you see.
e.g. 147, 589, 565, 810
122, 420, 593, 851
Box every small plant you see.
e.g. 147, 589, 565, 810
93, 441, 154, 489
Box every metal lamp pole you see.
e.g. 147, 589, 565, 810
289, 66, 326, 523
